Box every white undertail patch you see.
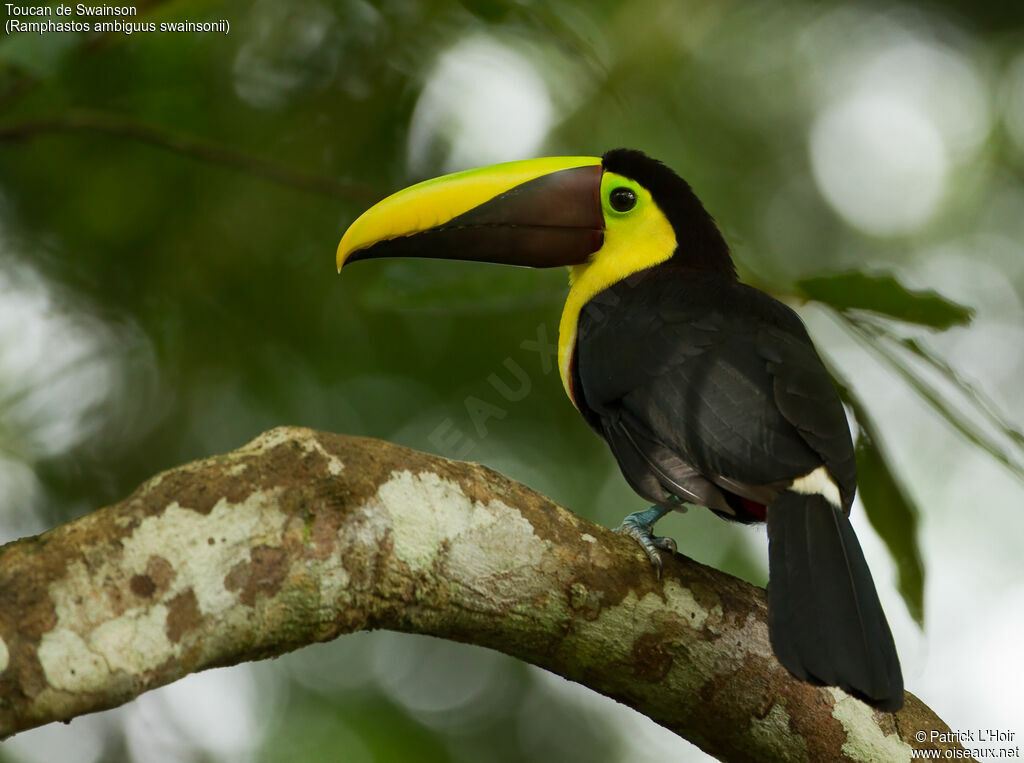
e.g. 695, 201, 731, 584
789, 466, 842, 508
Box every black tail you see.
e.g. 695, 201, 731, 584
767, 491, 904, 711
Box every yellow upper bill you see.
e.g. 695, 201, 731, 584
337, 155, 601, 270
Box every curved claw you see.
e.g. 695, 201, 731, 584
615, 508, 678, 576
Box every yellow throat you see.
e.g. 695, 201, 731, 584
557, 171, 678, 405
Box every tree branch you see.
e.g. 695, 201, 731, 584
0, 112, 379, 203
0, 427, 968, 761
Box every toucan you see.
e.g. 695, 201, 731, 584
336, 148, 904, 711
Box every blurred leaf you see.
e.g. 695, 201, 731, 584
839, 313, 1024, 483
797, 272, 973, 329
854, 425, 925, 627
831, 371, 925, 626
899, 336, 1024, 450
0, 29, 82, 78
260, 692, 450, 763
458, 0, 516, 22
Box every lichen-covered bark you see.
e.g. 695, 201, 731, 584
0, 427, 969, 762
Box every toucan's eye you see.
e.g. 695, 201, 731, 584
609, 187, 637, 212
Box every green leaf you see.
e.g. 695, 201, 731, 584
796, 271, 973, 329
838, 312, 1024, 483
832, 370, 926, 626
854, 428, 926, 627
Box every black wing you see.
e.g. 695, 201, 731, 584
573, 267, 856, 516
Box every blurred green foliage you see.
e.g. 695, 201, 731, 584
2, 0, 1024, 760
796, 272, 974, 330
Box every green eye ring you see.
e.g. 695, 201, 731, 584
609, 186, 637, 212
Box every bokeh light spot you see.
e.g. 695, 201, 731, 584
810, 93, 947, 236
407, 35, 554, 174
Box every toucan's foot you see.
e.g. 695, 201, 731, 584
615, 505, 676, 575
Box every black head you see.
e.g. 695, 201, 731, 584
602, 148, 736, 278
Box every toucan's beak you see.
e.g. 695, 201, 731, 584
337, 156, 604, 271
